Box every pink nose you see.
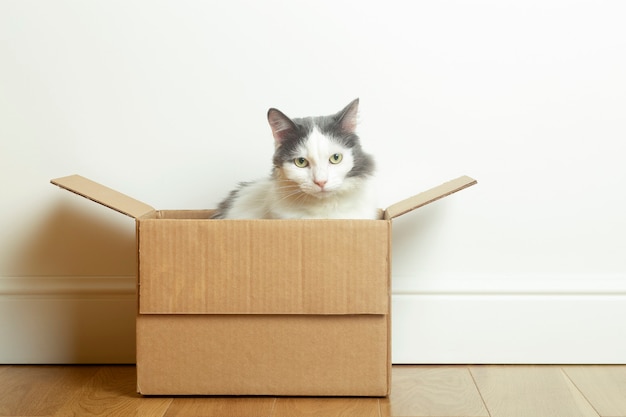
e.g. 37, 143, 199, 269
314, 179, 327, 189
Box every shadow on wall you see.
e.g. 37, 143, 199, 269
391, 201, 450, 282
1, 194, 137, 363
8, 195, 136, 276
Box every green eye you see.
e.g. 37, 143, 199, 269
329, 153, 343, 164
294, 157, 309, 168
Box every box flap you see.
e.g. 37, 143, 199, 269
51, 175, 155, 219
384, 175, 477, 220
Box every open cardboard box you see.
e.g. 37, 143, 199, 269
51, 174, 476, 396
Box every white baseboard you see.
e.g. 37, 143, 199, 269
0, 276, 136, 297
2, 274, 625, 364
0, 276, 136, 364
392, 272, 626, 295
392, 273, 626, 364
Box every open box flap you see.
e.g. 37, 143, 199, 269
384, 175, 477, 220
51, 175, 155, 219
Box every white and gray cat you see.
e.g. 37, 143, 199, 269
211, 99, 377, 219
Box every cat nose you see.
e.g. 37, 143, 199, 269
314, 179, 327, 189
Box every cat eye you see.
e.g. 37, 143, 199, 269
329, 153, 343, 164
294, 157, 309, 168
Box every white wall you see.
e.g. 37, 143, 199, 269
1, 1, 625, 363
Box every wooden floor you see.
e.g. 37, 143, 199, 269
1, 365, 625, 417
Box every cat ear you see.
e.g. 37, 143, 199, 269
337, 98, 359, 133
267, 108, 296, 146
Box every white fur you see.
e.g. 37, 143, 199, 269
224, 177, 378, 219
222, 128, 378, 219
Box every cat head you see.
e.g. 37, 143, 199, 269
267, 98, 375, 199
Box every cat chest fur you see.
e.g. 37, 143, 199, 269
50, 174, 476, 396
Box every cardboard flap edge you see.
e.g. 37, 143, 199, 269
51, 175, 155, 219
384, 175, 477, 220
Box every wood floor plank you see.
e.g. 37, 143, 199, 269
272, 397, 381, 417
470, 365, 600, 417
563, 365, 626, 417
0, 365, 100, 416
164, 397, 275, 417
385, 365, 488, 417
52, 365, 171, 417
3, 365, 625, 417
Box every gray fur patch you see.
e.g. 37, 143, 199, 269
211, 182, 251, 219
272, 111, 375, 179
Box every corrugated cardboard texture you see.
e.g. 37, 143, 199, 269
384, 175, 477, 220
138, 219, 390, 315
136, 314, 390, 396
157, 209, 215, 219
51, 175, 155, 219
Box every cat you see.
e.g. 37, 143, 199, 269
211, 98, 378, 219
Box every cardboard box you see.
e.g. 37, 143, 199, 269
51, 174, 476, 396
